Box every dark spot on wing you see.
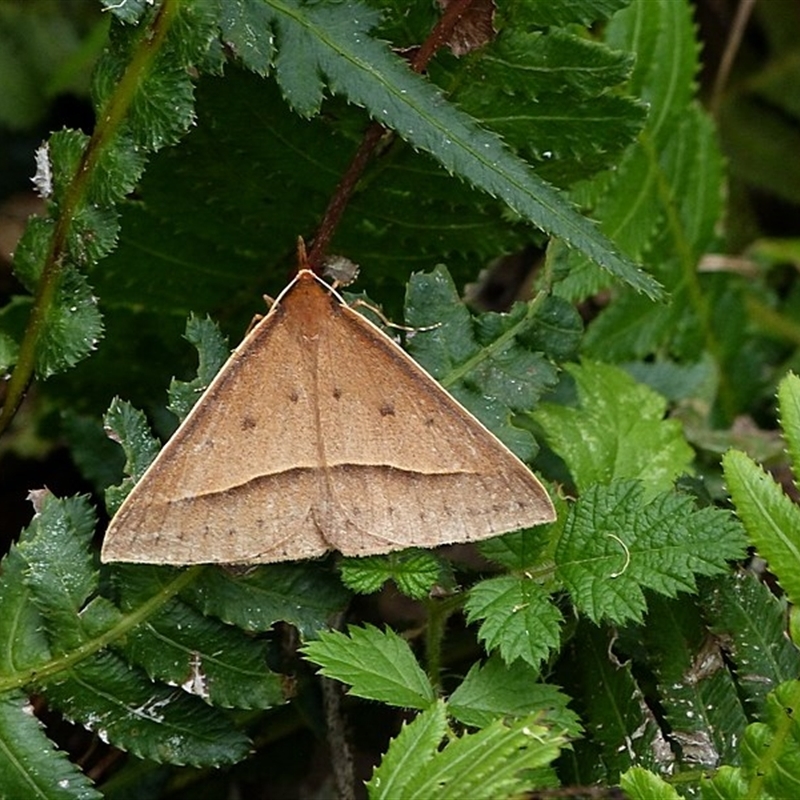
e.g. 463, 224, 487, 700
241, 415, 257, 430
380, 402, 395, 417
289, 390, 300, 403
333, 387, 342, 400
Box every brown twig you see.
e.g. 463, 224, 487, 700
709, 0, 758, 117
306, 0, 478, 270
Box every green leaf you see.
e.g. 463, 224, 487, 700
248, 0, 661, 297
167, 314, 229, 421
477, 524, 552, 571
700, 766, 751, 799
103, 398, 161, 514
436, 27, 646, 186
534, 361, 694, 495
702, 574, 800, 713
620, 766, 682, 800
339, 550, 449, 599
448, 654, 581, 735
43, 651, 250, 767
554, 0, 704, 302
464, 576, 562, 668
35, 265, 104, 379
367, 700, 448, 800
739, 681, 800, 800
384, 710, 566, 799
510, 0, 631, 27
182, 563, 350, 639
114, 566, 285, 710
723, 449, 800, 604
778, 372, 800, 488
303, 625, 435, 710
0, 690, 101, 800
17, 492, 99, 653
405, 266, 562, 460
557, 621, 661, 779
557, 481, 747, 624
639, 593, 747, 769
0, 543, 51, 677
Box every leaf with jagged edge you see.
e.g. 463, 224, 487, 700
507, 0, 632, 27
44, 651, 251, 767
554, 0, 704, 303
556, 481, 747, 625
17, 492, 99, 653
701, 573, 800, 714
638, 593, 747, 769
218, 0, 661, 298
448, 653, 581, 735
367, 700, 448, 800
112, 565, 285, 710
739, 681, 800, 800
379, 708, 566, 799
167, 314, 230, 421
182, 563, 350, 640
557, 621, 661, 781
534, 361, 694, 496
339, 550, 451, 599
404, 266, 563, 462
0, 691, 102, 800
779, 372, 800, 487
723, 449, 800, 605
621, 766, 682, 800
580, 107, 725, 358
464, 576, 562, 668
302, 625, 436, 710
104, 398, 161, 515
433, 28, 646, 187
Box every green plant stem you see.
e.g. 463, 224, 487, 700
0, 0, 182, 437
423, 594, 465, 689
0, 565, 205, 694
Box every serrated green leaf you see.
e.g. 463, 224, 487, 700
303, 625, 435, 710
339, 550, 449, 599
778, 372, 800, 484
17, 492, 99, 653
702, 574, 800, 713
0, 545, 51, 677
739, 681, 800, 799
554, 0, 704, 303
250, 0, 661, 297
620, 766, 681, 800
448, 654, 581, 735
113, 565, 284, 710
0, 690, 101, 800
35, 265, 104, 379
557, 481, 747, 624
723, 449, 800, 605
510, 0, 631, 27
367, 700, 448, 800
639, 593, 747, 769
103, 398, 161, 514
464, 576, 562, 668
398, 711, 565, 799
534, 361, 694, 495
557, 621, 661, 779
167, 313, 229, 421
439, 28, 645, 186
405, 266, 559, 460
477, 524, 551, 571
700, 765, 751, 799
182, 563, 350, 639
44, 651, 250, 767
